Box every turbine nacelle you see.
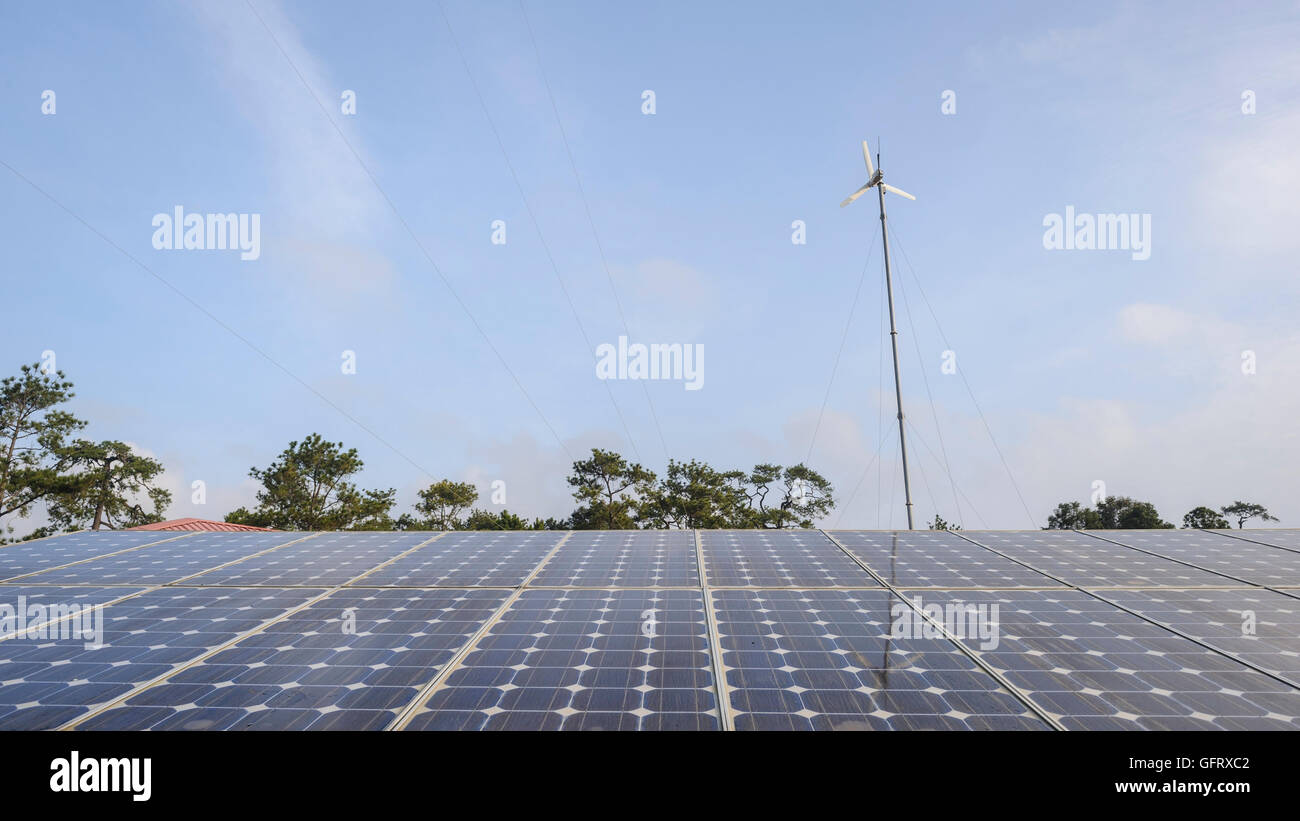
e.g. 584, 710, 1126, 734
839, 140, 914, 207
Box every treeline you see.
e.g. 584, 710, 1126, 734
224, 435, 835, 531
1044, 497, 1278, 530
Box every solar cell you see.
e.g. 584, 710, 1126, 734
74, 588, 511, 730
402, 589, 718, 730
183, 531, 437, 587
0, 586, 323, 730
713, 589, 1048, 730
931, 589, 1300, 730
18, 531, 306, 586
531, 530, 699, 587
0, 585, 148, 631
356, 531, 563, 587
962, 530, 1234, 588
0, 531, 186, 582
830, 530, 1062, 588
699, 530, 878, 587
1098, 529, 1300, 587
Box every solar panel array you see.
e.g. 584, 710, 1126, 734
1, 527, 1298, 730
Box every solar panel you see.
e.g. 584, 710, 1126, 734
830, 530, 1063, 589
1103, 588, 1300, 680
713, 589, 1048, 730
3, 528, 1299, 732
531, 530, 699, 587
1208, 528, 1300, 552
356, 531, 563, 587
699, 530, 878, 587
401, 589, 718, 730
1098, 529, 1300, 587
74, 588, 512, 730
0, 586, 323, 730
183, 531, 436, 587
17, 531, 303, 586
0, 530, 185, 582
933, 589, 1300, 730
963, 530, 1234, 588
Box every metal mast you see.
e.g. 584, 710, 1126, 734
839, 140, 917, 528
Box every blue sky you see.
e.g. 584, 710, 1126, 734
3, 0, 1298, 533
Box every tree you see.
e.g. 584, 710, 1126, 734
740, 463, 834, 528
640, 459, 749, 529
0, 363, 87, 539
1046, 497, 1172, 529
1219, 501, 1278, 529
411, 479, 478, 530
928, 514, 961, 531
463, 508, 529, 530
226, 434, 395, 530
566, 448, 656, 529
1046, 501, 1100, 529
1182, 506, 1229, 529
36, 440, 171, 533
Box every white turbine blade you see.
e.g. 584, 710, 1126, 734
882, 183, 915, 201
839, 183, 872, 208
862, 140, 875, 176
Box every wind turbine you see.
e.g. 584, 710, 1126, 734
840, 139, 916, 529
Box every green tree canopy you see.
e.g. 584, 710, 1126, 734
567, 448, 656, 529
928, 514, 961, 531
0, 363, 87, 539
640, 459, 749, 529
411, 479, 478, 530
226, 434, 395, 530
1046, 497, 1172, 529
35, 439, 171, 534
1219, 501, 1278, 529
740, 463, 834, 528
1182, 506, 1230, 529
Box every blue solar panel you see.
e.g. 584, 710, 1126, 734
962, 530, 1234, 588
356, 531, 563, 587
713, 589, 1048, 730
1100, 529, 1300, 587
531, 530, 699, 587
1209, 528, 1300, 552
0, 586, 322, 730
74, 588, 511, 730
402, 589, 718, 730
699, 530, 878, 587
183, 531, 437, 587
830, 530, 1062, 588
4, 528, 1299, 732
18, 531, 303, 586
0, 531, 185, 582
932, 589, 1300, 730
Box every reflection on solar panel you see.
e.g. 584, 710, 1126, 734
1209, 528, 1300, 552
532, 530, 698, 587
1, 528, 1298, 730
0, 531, 183, 581
830, 530, 1061, 589
699, 530, 877, 587
401, 589, 717, 730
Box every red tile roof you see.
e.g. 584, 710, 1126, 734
128, 518, 277, 532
